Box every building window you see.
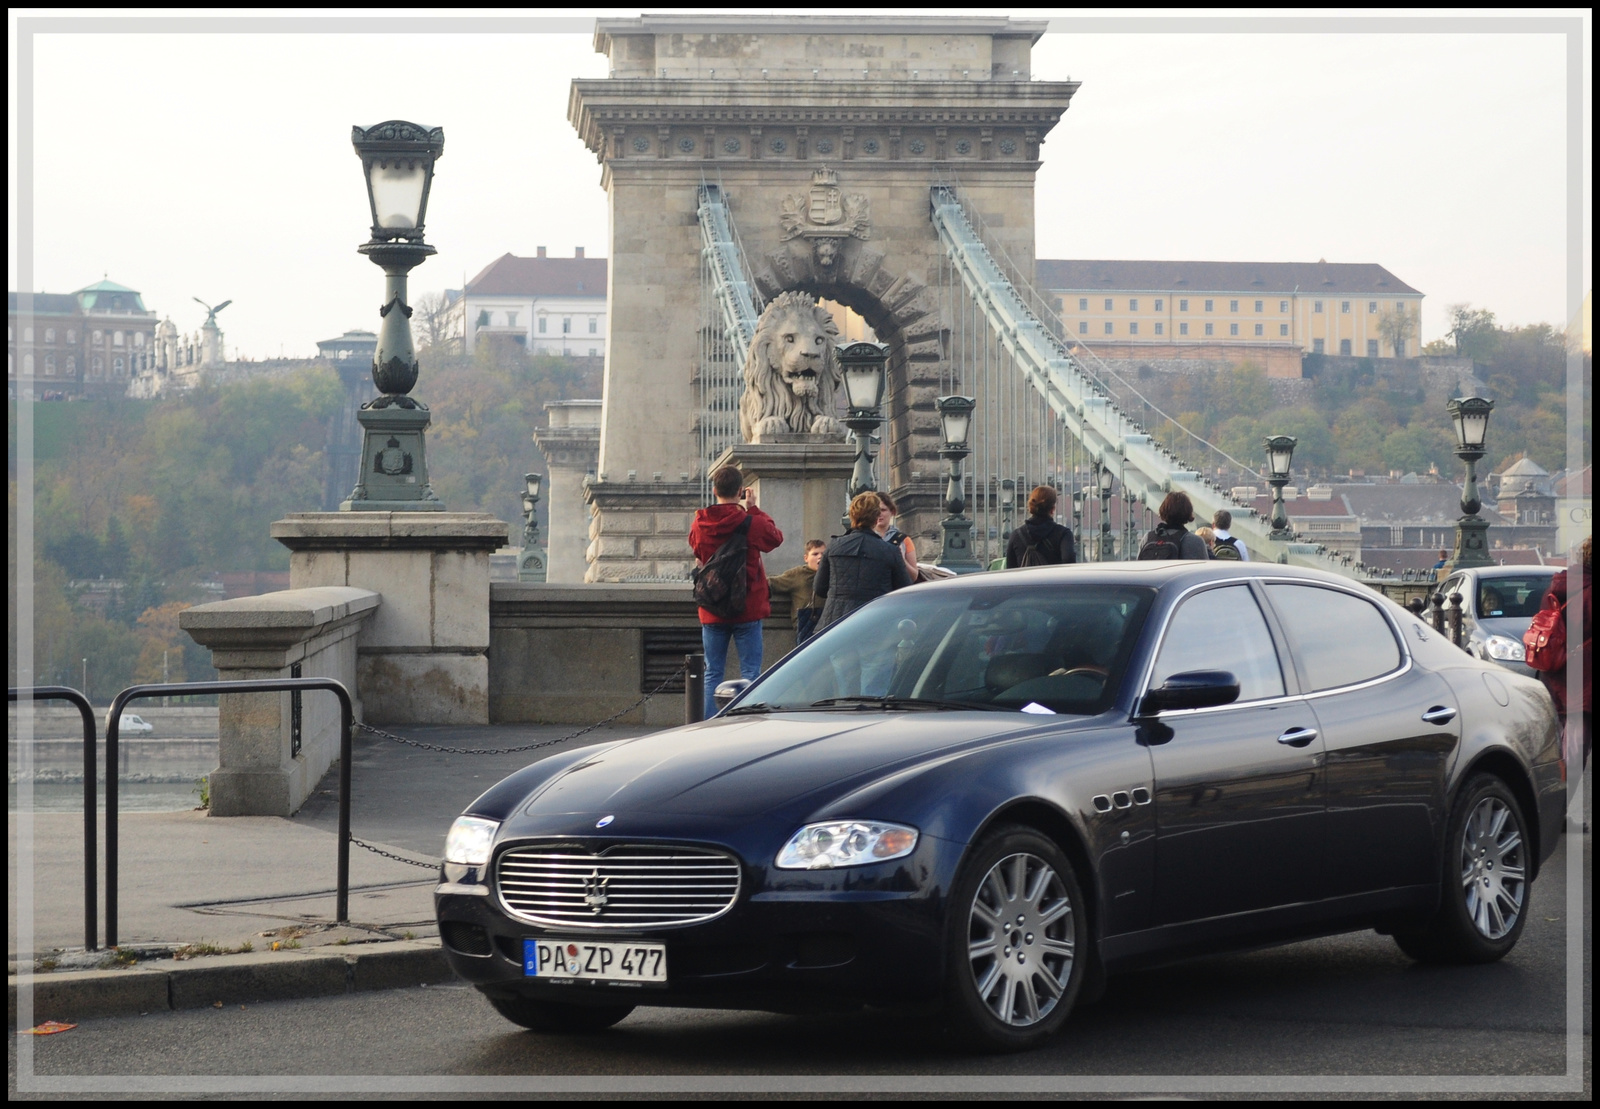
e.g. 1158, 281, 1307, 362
1078, 298, 1088, 311
1279, 324, 1289, 337
1229, 299, 1239, 312
1339, 339, 1352, 355
91, 355, 103, 376
1204, 323, 1214, 336
506, 312, 517, 327
1395, 301, 1405, 311
589, 347, 597, 356
1279, 300, 1289, 313
1103, 322, 1113, 335
588, 317, 598, 334
538, 317, 547, 333
134, 331, 145, 347
1255, 323, 1264, 336
1312, 339, 1325, 354
66, 329, 76, 343
1129, 322, 1139, 335
1179, 322, 1189, 336
1340, 301, 1350, 314
113, 331, 124, 346
113, 356, 124, 375
1129, 298, 1139, 311
1078, 321, 1087, 334
1179, 299, 1188, 312
1368, 301, 1377, 314
23, 327, 33, 342
1154, 322, 1164, 335
1154, 299, 1163, 311
1204, 299, 1214, 312
1313, 301, 1323, 313
66, 355, 75, 373
1367, 339, 1379, 357
563, 317, 572, 334
44, 353, 56, 375
1103, 298, 1113, 311
1229, 323, 1239, 336
45, 327, 56, 342
1393, 340, 1406, 357
1256, 301, 1265, 313
22, 353, 33, 375
476, 310, 490, 327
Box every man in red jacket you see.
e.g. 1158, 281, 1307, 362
689, 465, 784, 718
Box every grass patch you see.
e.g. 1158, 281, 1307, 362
98, 948, 139, 969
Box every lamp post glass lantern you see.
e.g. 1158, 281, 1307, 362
1263, 434, 1297, 541
837, 341, 889, 499
341, 120, 446, 513
1443, 396, 1495, 571
934, 395, 981, 573
1097, 462, 1116, 561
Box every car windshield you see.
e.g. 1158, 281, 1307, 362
1478, 576, 1551, 619
742, 585, 1155, 715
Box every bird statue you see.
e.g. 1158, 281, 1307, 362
193, 297, 233, 327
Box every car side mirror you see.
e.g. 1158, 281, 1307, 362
1138, 670, 1240, 716
713, 679, 751, 712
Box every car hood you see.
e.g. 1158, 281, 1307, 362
1475, 616, 1532, 640
505, 711, 1073, 824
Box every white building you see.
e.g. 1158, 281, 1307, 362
454, 248, 607, 358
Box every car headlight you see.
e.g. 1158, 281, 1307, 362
444, 816, 499, 866
775, 821, 919, 870
1484, 635, 1525, 661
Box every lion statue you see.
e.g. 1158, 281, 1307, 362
739, 291, 846, 442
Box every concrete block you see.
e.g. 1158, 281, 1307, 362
431, 550, 491, 648
348, 941, 454, 992
358, 653, 488, 725
168, 951, 349, 1009
345, 550, 433, 647
637, 537, 694, 561
10, 968, 170, 1026
210, 765, 296, 817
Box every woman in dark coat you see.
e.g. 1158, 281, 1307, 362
1537, 536, 1591, 787
813, 491, 914, 632
1004, 485, 1077, 568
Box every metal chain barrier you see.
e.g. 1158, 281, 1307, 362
342, 664, 690, 872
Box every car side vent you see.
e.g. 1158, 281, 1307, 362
440, 921, 492, 957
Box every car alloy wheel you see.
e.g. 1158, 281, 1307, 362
946, 827, 1087, 1050
1460, 794, 1526, 941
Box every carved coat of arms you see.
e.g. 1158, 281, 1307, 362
780, 167, 870, 269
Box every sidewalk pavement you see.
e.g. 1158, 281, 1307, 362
8, 721, 657, 1026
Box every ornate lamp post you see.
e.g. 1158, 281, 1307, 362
518, 472, 547, 582
1444, 396, 1495, 571
838, 341, 889, 499
1097, 462, 1116, 561
1263, 434, 1298, 541
341, 120, 446, 512
934, 395, 982, 573
999, 478, 1017, 539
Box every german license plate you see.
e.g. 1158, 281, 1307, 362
524, 938, 667, 984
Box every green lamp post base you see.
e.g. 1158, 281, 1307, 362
1443, 514, 1493, 573
340, 400, 445, 512
936, 516, 985, 574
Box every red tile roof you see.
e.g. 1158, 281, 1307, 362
1038, 260, 1420, 297
465, 253, 607, 297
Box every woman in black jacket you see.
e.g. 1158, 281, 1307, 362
1004, 486, 1077, 568
813, 491, 914, 631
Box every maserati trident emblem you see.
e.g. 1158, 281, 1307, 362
583, 868, 610, 914
595, 814, 614, 828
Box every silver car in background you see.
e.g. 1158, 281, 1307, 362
1435, 565, 1558, 678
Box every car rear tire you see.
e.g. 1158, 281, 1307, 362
487, 995, 635, 1033
943, 826, 1088, 1052
1393, 773, 1530, 965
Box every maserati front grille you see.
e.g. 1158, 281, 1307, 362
495, 843, 742, 929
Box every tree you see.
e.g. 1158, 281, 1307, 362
1377, 305, 1418, 359
1444, 303, 1499, 361
413, 291, 460, 354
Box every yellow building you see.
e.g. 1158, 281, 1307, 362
1038, 260, 1424, 378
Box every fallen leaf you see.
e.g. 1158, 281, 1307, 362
21, 1021, 76, 1035
212, 1001, 223, 1009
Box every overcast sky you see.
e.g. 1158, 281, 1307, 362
8, 10, 1591, 360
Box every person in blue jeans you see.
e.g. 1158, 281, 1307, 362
688, 465, 784, 718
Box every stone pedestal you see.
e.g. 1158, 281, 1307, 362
582, 480, 704, 582
340, 403, 444, 512
270, 512, 509, 724
711, 436, 858, 570
532, 400, 602, 582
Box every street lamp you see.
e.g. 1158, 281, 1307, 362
1443, 395, 1495, 571
341, 120, 447, 512
838, 341, 889, 499
1097, 462, 1116, 561
999, 478, 1017, 540
1263, 434, 1298, 541
934, 395, 982, 573
518, 472, 547, 582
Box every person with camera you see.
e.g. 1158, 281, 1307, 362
689, 465, 784, 719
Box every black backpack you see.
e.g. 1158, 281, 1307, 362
1137, 524, 1185, 561
1019, 532, 1053, 567
692, 516, 753, 619
1212, 535, 1242, 561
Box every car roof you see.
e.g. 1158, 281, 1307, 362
915, 560, 1368, 593
1454, 565, 1557, 579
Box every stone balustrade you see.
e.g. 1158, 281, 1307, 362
180, 587, 379, 816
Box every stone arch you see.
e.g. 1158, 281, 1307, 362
750, 236, 950, 545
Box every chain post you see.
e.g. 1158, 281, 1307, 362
1447, 591, 1465, 649
686, 653, 706, 724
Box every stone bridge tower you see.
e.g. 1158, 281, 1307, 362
569, 15, 1076, 580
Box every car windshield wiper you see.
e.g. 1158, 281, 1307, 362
809, 695, 1001, 712
719, 702, 776, 716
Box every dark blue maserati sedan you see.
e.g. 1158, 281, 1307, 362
434, 562, 1566, 1051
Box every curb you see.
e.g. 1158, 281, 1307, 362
7, 940, 454, 1028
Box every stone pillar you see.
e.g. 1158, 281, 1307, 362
532, 400, 602, 583
710, 436, 857, 571
179, 587, 379, 816
581, 480, 703, 582
270, 512, 509, 724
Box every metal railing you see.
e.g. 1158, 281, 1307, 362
8, 686, 98, 950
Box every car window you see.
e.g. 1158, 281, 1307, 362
1265, 584, 1402, 691
1150, 585, 1284, 702
1477, 576, 1550, 619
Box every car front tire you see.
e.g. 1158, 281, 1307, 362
487, 995, 635, 1033
1393, 773, 1530, 964
943, 826, 1088, 1052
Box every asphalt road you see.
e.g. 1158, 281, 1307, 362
11, 833, 1589, 1100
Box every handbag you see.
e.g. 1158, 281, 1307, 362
1523, 592, 1567, 672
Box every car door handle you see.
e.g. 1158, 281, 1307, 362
1421, 706, 1457, 725
1277, 727, 1318, 747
